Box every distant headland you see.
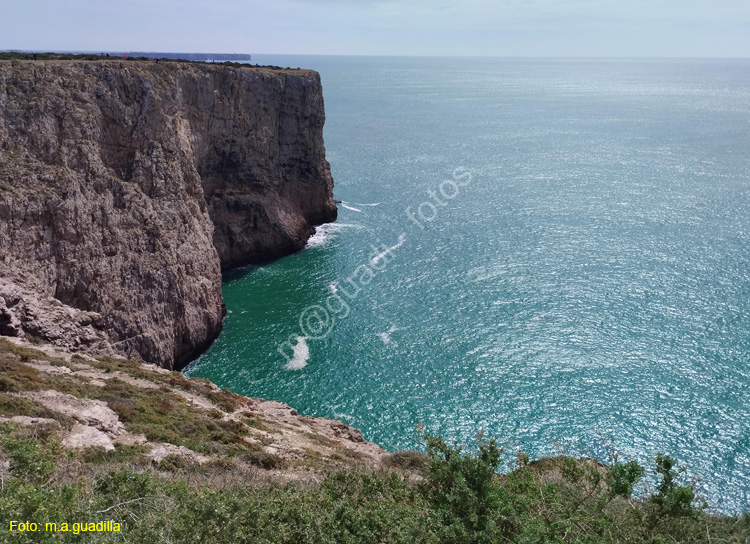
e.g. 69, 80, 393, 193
0, 50, 252, 62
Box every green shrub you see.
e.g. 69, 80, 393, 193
383, 450, 431, 474
158, 454, 193, 472
1, 436, 58, 483
421, 433, 509, 542
643, 453, 704, 535
607, 459, 645, 498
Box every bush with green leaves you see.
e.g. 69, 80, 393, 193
1, 435, 58, 484
1, 428, 748, 543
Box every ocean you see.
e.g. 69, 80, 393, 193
185, 56, 750, 512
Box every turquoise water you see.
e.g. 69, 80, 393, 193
186, 57, 750, 512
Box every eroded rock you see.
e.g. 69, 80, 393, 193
21, 390, 125, 435
63, 424, 115, 451
0, 60, 336, 369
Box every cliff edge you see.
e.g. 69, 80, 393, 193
0, 59, 337, 369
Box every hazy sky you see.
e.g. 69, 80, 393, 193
1, 0, 748, 57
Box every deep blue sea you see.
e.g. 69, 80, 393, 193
186, 56, 750, 512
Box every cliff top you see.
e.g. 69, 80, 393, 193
0, 336, 387, 476
0, 51, 313, 76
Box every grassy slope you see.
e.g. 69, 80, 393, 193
0, 338, 748, 543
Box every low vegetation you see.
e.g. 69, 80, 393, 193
0, 338, 282, 470
0, 338, 748, 542
0, 426, 748, 543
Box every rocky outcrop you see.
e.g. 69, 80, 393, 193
0, 336, 386, 471
0, 59, 336, 369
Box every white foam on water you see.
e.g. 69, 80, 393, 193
306, 223, 361, 249
370, 234, 407, 266
377, 325, 399, 345
350, 201, 381, 207
376, 332, 391, 345
284, 336, 310, 370
341, 203, 363, 212
329, 282, 338, 294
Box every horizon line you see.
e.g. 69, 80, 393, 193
2, 49, 750, 61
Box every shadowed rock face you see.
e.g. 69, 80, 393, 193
0, 60, 337, 369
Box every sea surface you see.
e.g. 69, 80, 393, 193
185, 56, 750, 512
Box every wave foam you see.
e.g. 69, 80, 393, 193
284, 336, 310, 370
306, 223, 361, 249
371, 234, 407, 266
377, 325, 399, 346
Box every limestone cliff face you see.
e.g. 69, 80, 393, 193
0, 60, 337, 369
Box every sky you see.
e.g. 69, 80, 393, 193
1, 0, 748, 58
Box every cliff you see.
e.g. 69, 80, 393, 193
0, 59, 337, 369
